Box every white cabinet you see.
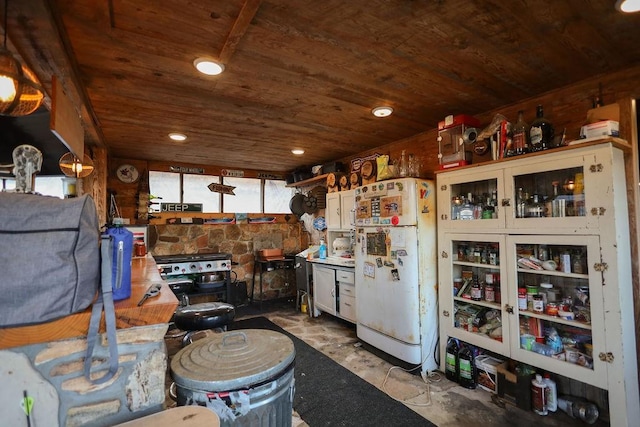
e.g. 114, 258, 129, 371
436, 140, 638, 426
326, 190, 355, 230
313, 264, 336, 316
312, 263, 356, 323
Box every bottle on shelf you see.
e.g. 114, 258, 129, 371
529, 105, 554, 152
531, 374, 548, 415
319, 239, 327, 259
557, 396, 599, 424
458, 343, 477, 389
542, 373, 557, 412
516, 187, 526, 218
511, 110, 529, 156
398, 149, 408, 177
445, 337, 460, 382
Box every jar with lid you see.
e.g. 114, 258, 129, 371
471, 280, 483, 301
533, 295, 545, 313
546, 302, 559, 316
540, 283, 556, 302
453, 278, 463, 296
485, 284, 495, 302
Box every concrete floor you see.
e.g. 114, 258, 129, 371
165, 299, 608, 426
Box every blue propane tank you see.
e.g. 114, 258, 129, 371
104, 221, 133, 301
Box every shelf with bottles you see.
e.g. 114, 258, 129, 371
513, 166, 584, 219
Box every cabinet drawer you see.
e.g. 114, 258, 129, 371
339, 294, 356, 322
336, 270, 355, 284
340, 284, 355, 298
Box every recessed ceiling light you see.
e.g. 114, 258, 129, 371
616, 0, 640, 12
291, 149, 305, 155
169, 132, 187, 141
193, 57, 225, 75
372, 106, 393, 117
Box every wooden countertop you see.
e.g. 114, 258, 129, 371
0, 255, 178, 350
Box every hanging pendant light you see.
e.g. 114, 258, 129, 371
59, 152, 95, 178
0, 0, 44, 116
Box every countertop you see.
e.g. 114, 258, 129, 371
0, 254, 179, 349
308, 256, 355, 268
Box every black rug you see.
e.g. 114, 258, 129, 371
229, 316, 436, 427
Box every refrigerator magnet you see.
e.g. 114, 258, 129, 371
376, 257, 383, 268
391, 269, 400, 281
384, 261, 395, 268
398, 257, 403, 266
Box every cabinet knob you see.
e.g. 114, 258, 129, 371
441, 213, 448, 220
441, 251, 448, 259
505, 304, 514, 314
443, 310, 450, 317
501, 198, 510, 207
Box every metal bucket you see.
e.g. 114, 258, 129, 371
171, 329, 295, 427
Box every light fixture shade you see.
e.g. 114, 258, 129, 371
616, 0, 640, 12
0, 48, 44, 117
193, 57, 225, 76
59, 152, 95, 178
372, 106, 393, 117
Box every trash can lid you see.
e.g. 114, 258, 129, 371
171, 329, 295, 391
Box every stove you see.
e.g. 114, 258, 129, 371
154, 253, 232, 277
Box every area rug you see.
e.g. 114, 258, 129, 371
229, 316, 436, 427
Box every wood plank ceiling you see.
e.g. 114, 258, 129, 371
4, 0, 640, 172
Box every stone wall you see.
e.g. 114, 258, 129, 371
0, 324, 168, 427
148, 223, 309, 301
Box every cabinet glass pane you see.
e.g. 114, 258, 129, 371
451, 240, 502, 342
513, 166, 585, 218
449, 178, 498, 221
515, 242, 592, 371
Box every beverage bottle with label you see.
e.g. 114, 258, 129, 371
529, 105, 554, 152
444, 337, 460, 382
512, 110, 529, 155
319, 239, 327, 259
458, 343, 477, 389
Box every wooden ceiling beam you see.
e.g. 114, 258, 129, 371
218, 0, 262, 64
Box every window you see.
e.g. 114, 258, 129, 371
1, 176, 64, 198
265, 179, 294, 213
223, 177, 260, 213
184, 174, 220, 212
149, 171, 292, 214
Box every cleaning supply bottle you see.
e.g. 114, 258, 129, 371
531, 374, 548, 415
542, 372, 557, 412
319, 239, 327, 259
444, 337, 460, 383
458, 343, 476, 389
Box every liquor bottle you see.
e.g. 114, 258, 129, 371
529, 105, 554, 152
398, 150, 408, 177
444, 337, 460, 382
516, 187, 526, 218
512, 110, 529, 155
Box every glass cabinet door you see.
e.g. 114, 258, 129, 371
506, 235, 606, 389
439, 234, 508, 356
504, 153, 597, 230
437, 166, 505, 231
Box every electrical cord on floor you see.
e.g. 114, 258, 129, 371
379, 348, 442, 407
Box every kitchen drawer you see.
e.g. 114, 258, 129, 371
340, 284, 355, 298
336, 269, 355, 284
339, 294, 356, 322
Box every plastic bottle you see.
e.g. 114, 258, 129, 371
319, 239, 327, 259
104, 218, 133, 301
557, 396, 599, 424
458, 343, 476, 389
531, 374, 548, 415
444, 337, 460, 383
542, 373, 557, 412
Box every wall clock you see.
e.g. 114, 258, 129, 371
116, 164, 140, 183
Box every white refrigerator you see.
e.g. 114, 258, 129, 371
354, 178, 438, 373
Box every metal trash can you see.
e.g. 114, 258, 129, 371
171, 329, 295, 426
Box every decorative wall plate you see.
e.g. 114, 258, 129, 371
116, 164, 140, 183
